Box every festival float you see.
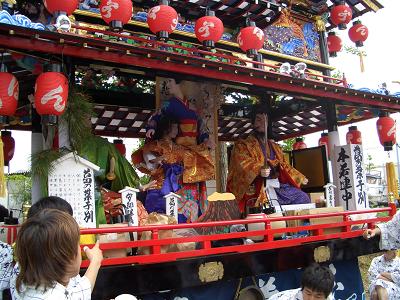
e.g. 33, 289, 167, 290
0, 0, 398, 298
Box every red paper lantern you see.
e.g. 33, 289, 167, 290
319, 132, 330, 156
348, 20, 368, 47
195, 11, 224, 48
237, 20, 264, 58
34, 72, 68, 124
327, 32, 342, 57
377, 112, 396, 151
293, 137, 307, 150
113, 139, 126, 156
330, 1, 352, 30
43, 0, 79, 16
147, 3, 178, 40
346, 126, 362, 145
0, 72, 18, 123
99, 0, 133, 32
1, 131, 15, 166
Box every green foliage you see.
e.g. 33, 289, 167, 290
6, 173, 32, 206
366, 154, 375, 174
224, 91, 259, 105
343, 45, 367, 57
281, 137, 297, 151
61, 88, 94, 153
331, 70, 343, 79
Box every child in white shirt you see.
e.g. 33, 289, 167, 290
14, 208, 103, 300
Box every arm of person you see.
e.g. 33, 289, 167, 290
368, 257, 380, 283
363, 211, 400, 250
83, 241, 103, 291
380, 272, 394, 282
363, 227, 382, 240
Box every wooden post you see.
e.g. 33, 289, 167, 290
155, 76, 161, 109
214, 105, 221, 192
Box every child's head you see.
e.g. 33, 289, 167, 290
301, 263, 334, 300
16, 209, 81, 291
27, 196, 73, 218
383, 249, 397, 261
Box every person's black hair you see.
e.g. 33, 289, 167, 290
17, 0, 48, 22
153, 116, 179, 140
27, 196, 73, 219
0, 204, 9, 222
301, 263, 334, 297
250, 105, 270, 124
174, 78, 183, 85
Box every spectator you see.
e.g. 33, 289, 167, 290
363, 210, 400, 251
368, 250, 400, 300
269, 263, 335, 300
15, 209, 103, 299
0, 196, 100, 300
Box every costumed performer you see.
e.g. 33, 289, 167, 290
227, 106, 310, 213
144, 78, 215, 222
137, 116, 214, 223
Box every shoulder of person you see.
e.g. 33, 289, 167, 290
269, 288, 300, 300
0, 241, 13, 261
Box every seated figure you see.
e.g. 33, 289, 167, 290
227, 107, 310, 213
368, 250, 400, 300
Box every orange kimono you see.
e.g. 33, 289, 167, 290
227, 135, 308, 212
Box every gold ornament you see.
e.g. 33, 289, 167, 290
198, 261, 224, 283
314, 16, 326, 32
314, 246, 331, 263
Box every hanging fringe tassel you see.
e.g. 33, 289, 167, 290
359, 51, 365, 73
0, 136, 6, 197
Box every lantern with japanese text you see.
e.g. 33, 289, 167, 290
327, 32, 342, 57
0, 68, 19, 124
195, 10, 224, 48
44, 0, 79, 16
348, 20, 368, 47
319, 132, 329, 156
330, 1, 352, 30
113, 139, 126, 156
100, 0, 133, 32
1, 131, 15, 166
34, 68, 68, 125
376, 112, 396, 151
147, 0, 178, 41
237, 19, 265, 58
346, 126, 362, 145
293, 137, 307, 150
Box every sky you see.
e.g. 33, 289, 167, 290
6, 0, 400, 173
303, 0, 400, 168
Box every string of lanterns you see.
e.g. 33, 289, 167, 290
327, 1, 369, 57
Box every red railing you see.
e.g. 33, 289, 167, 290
70, 24, 344, 86
79, 204, 396, 268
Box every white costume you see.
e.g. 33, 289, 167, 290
377, 211, 400, 251
268, 288, 334, 300
368, 254, 400, 299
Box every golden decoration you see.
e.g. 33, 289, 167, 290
314, 246, 331, 263
314, 16, 326, 32
198, 261, 224, 283
362, 0, 380, 12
